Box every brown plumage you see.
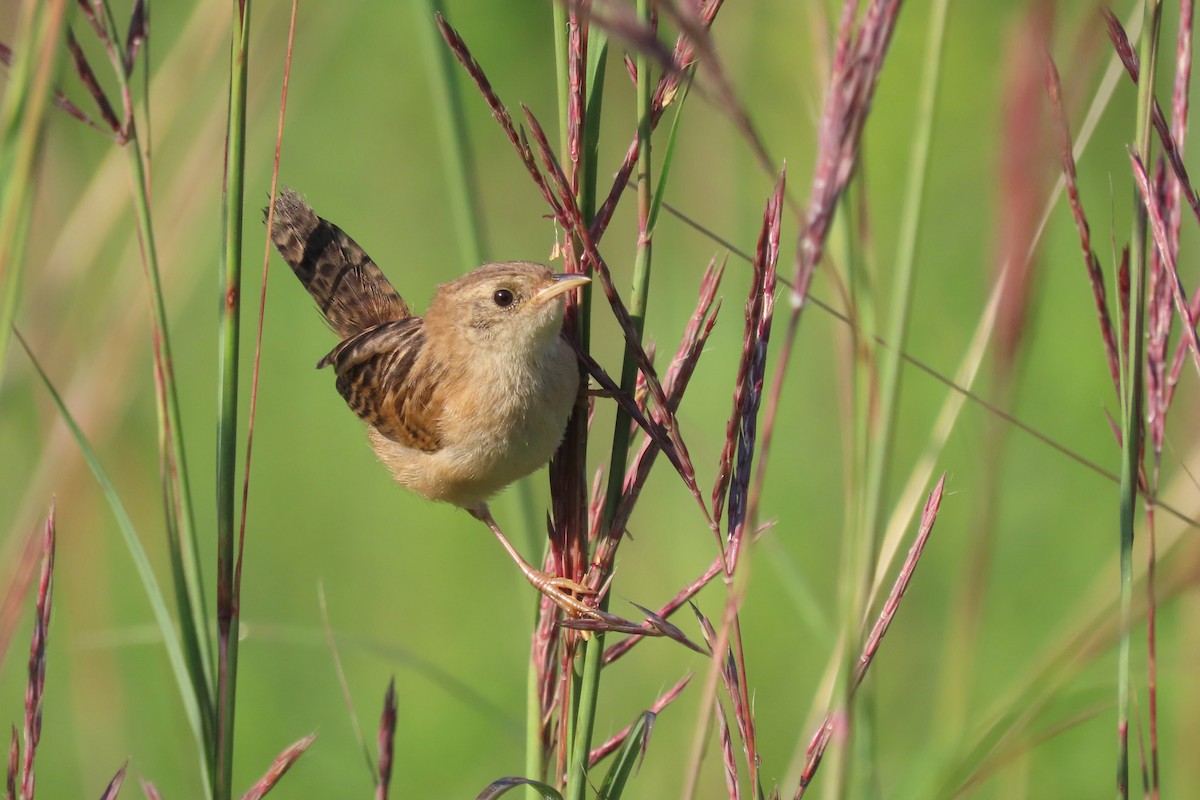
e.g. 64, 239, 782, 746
269, 188, 409, 337
268, 188, 596, 616
319, 319, 441, 452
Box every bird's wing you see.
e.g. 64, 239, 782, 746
268, 188, 410, 338
318, 318, 445, 453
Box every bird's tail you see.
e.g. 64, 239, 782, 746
267, 188, 410, 338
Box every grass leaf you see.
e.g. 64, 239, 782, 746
475, 777, 563, 800
597, 711, 654, 799
16, 331, 209, 785
646, 67, 692, 234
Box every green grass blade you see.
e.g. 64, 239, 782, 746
216, 2, 253, 798
582, 34, 608, 224
546, 10, 576, 796
1117, 3, 1162, 795
570, 3, 654, 798
551, 10, 608, 800
646, 68, 692, 234
597, 711, 653, 799
16, 330, 210, 793
553, 0, 570, 159
476, 778, 564, 800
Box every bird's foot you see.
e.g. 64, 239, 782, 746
524, 570, 601, 620
469, 502, 602, 621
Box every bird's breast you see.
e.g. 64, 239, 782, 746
370, 337, 579, 508
442, 338, 579, 467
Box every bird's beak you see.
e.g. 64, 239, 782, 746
531, 273, 590, 305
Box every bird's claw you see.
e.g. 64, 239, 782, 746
528, 572, 601, 620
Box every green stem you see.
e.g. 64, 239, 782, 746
1118, 2, 1161, 797
566, 4, 652, 798
533, 9, 574, 798
553, 2, 570, 168
215, 2, 252, 798
577, 35, 606, 358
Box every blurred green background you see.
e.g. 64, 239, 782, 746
1, 1, 1198, 797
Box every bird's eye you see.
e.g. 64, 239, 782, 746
493, 289, 515, 307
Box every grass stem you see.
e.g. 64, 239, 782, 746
567, 4, 653, 799
1117, 2, 1162, 796
215, 2, 252, 798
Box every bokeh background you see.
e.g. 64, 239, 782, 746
1, 1, 1198, 797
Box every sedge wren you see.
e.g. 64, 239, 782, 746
268, 188, 595, 617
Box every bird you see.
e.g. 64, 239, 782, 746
267, 187, 596, 618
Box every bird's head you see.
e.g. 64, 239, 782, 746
427, 261, 590, 353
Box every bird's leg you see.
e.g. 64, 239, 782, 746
469, 504, 599, 619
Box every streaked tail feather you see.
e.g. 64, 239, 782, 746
268, 188, 410, 338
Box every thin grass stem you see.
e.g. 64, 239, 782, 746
553, 2, 570, 171
1116, 3, 1162, 796
566, 4, 654, 799
1145, 6, 1193, 793
547, 8, 577, 795
215, 2, 253, 798
232, 1, 300, 791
